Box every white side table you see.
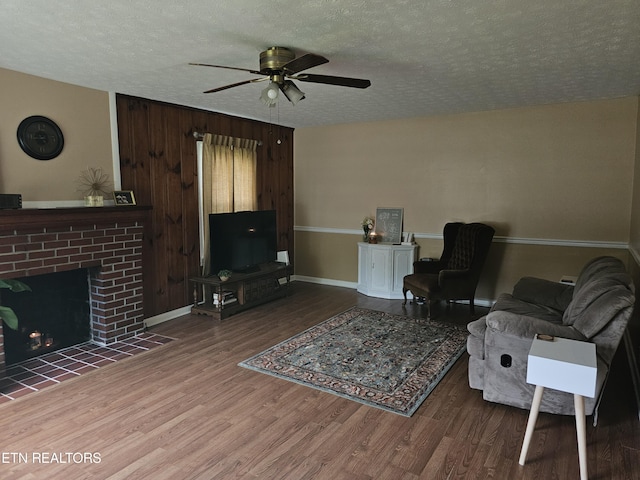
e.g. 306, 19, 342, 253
518, 335, 597, 480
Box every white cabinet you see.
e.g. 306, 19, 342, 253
357, 242, 418, 299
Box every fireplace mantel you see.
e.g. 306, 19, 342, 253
0, 206, 151, 233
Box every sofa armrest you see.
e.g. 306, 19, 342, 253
512, 277, 574, 312
486, 310, 587, 342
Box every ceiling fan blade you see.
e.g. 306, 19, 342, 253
203, 78, 263, 94
295, 74, 371, 89
282, 53, 329, 75
190, 62, 262, 75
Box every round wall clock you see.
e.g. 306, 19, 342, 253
17, 115, 64, 160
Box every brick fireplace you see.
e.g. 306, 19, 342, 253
0, 206, 151, 377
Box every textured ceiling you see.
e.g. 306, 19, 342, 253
1, 0, 639, 128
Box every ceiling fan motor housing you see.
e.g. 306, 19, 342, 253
260, 47, 295, 74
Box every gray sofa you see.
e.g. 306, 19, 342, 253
466, 256, 635, 416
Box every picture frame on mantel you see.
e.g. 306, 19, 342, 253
375, 207, 403, 243
113, 190, 136, 206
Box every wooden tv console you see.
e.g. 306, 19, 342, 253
190, 263, 292, 320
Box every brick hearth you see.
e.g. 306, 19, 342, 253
0, 207, 151, 377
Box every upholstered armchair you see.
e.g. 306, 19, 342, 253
402, 222, 495, 318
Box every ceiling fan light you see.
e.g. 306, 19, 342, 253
260, 83, 279, 106
280, 80, 305, 106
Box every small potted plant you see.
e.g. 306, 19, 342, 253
0, 279, 31, 330
362, 216, 375, 242
217, 269, 232, 281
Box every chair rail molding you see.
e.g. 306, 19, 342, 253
293, 225, 628, 250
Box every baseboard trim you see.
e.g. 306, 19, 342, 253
146, 277, 494, 326
145, 247, 634, 327
292, 275, 494, 307
144, 305, 192, 328
292, 274, 358, 290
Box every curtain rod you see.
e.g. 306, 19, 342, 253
193, 131, 262, 146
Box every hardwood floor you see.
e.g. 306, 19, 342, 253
0, 282, 638, 479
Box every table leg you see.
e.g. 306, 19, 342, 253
519, 385, 544, 465
574, 394, 588, 480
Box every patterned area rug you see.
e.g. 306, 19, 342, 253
239, 307, 468, 416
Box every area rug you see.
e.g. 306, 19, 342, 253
238, 307, 468, 416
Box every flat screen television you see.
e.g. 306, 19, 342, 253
209, 210, 278, 274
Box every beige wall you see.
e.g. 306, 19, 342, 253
0, 68, 114, 202
628, 96, 640, 323
293, 230, 629, 298
630, 103, 640, 257
294, 98, 639, 299
3, 67, 639, 303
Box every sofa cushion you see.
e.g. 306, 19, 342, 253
569, 284, 635, 338
512, 277, 574, 313
491, 293, 564, 323
403, 273, 440, 293
485, 310, 587, 341
563, 273, 632, 327
573, 256, 626, 292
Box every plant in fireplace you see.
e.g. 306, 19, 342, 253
0, 279, 31, 330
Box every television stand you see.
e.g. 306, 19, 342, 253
190, 263, 292, 320
234, 265, 261, 274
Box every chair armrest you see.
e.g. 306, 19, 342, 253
512, 277, 574, 312
438, 269, 470, 282
486, 310, 587, 342
413, 260, 446, 274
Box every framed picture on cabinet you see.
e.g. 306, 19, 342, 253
375, 207, 403, 243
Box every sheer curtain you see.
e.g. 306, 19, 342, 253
232, 137, 258, 212
199, 133, 258, 275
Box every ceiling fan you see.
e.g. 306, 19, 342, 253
190, 47, 371, 106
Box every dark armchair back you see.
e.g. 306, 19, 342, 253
404, 222, 495, 317
452, 223, 495, 281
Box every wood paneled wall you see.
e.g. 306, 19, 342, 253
115, 95, 294, 317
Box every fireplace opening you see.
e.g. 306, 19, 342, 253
1, 269, 91, 365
